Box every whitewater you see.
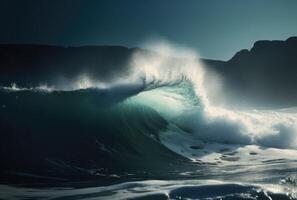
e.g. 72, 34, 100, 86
1, 41, 297, 199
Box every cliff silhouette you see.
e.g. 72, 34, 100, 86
203, 37, 297, 108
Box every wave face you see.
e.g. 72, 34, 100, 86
1, 42, 297, 199
0, 88, 192, 183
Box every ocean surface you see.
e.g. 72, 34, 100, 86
1, 48, 297, 200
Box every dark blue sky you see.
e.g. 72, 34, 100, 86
0, 0, 297, 60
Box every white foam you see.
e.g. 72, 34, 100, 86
129, 40, 297, 150
2, 83, 54, 92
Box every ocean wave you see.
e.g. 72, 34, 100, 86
2, 41, 297, 187
2, 42, 297, 155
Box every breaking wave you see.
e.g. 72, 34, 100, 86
2, 42, 297, 153
2, 41, 297, 200
1, 41, 297, 192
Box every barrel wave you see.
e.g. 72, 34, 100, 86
1, 42, 297, 199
